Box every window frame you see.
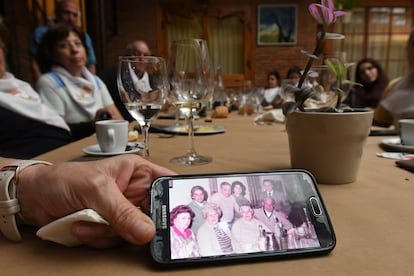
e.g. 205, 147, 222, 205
332, 2, 414, 80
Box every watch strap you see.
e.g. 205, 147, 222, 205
0, 160, 52, 241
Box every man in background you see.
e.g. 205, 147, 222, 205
98, 40, 151, 122
28, 0, 96, 79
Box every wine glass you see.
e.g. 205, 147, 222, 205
117, 56, 168, 159
167, 39, 215, 165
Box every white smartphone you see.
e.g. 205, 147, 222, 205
36, 209, 108, 247
149, 170, 336, 266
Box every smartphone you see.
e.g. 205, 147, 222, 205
149, 170, 336, 265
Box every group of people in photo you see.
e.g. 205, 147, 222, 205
169, 178, 320, 259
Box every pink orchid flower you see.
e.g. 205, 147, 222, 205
308, 0, 347, 27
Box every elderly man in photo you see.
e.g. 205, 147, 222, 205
254, 196, 293, 234
260, 178, 292, 217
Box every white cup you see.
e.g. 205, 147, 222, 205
399, 119, 414, 146
95, 120, 129, 153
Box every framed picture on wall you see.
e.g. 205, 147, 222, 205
257, 4, 297, 45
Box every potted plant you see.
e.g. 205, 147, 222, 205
283, 0, 373, 184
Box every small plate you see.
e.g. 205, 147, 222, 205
160, 124, 226, 135
380, 138, 414, 153
82, 143, 142, 156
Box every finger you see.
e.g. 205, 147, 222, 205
108, 201, 156, 245
92, 183, 156, 245
71, 221, 123, 248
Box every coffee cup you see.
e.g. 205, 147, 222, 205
95, 120, 129, 153
399, 119, 414, 146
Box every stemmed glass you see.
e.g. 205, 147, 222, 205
117, 56, 168, 159
167, 39, 215, 165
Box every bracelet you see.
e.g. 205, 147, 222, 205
0, 160, 52, 241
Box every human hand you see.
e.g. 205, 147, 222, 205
95, 108, 112, 121
17, 154, 175, 248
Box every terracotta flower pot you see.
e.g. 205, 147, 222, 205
285, 110, 373, 184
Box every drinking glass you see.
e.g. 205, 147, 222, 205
117, 56, 168, 159
167, 39, 215, 165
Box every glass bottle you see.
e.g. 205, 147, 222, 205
258, 225, 266, 251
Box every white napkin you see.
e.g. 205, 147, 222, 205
254, 108, 285, 124
128, 62, 152, 92
52, 66, 101, 120
36, 209, 108, 247
263, 87, 281, 103
0, 72, 70, 131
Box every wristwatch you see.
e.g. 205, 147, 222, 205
0, 160, 52, 241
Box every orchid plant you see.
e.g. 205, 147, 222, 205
283, 0, 360, 114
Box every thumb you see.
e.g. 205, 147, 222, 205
107, 199, 156, 245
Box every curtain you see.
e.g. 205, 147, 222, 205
209, 16, 244, 74
167, 14, 244, 75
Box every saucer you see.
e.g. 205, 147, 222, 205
380, 138, 414, 153
82, 143, 142, 156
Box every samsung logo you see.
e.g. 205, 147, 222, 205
161, 205, 167, 229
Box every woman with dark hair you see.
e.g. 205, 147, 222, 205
286, 66, 302, 80
231, 181, 250, 207
170, 204, 199, 259
188, 185, 208, 234
345, 58, 389, 108
261, 70, 283, 108
36, 23, 123, 140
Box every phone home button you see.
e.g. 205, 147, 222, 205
309, 197, 322, 216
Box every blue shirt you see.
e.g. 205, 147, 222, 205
28, 25, 97, 65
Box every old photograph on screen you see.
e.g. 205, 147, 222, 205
168, 173, 321, 260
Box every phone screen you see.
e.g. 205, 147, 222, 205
149, 170, 335, 265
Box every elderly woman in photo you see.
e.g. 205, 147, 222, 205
36, 23, 123, 140
196, 203, 237, 256
231, 204, 271, 253
0, 38, 72, 158
170, 205, 199, 259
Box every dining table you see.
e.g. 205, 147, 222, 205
2, 112, 414, 275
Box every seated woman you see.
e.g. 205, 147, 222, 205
231, 204, 271, 253
0, 39, 72, 159
36, 23, 123, 140
170, 205, 200, 259
345, 58, 389, 108
197, 203, 237, 256
286, 66, 302, 80
261, 70, 283, 109
374, 28, 414, 128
